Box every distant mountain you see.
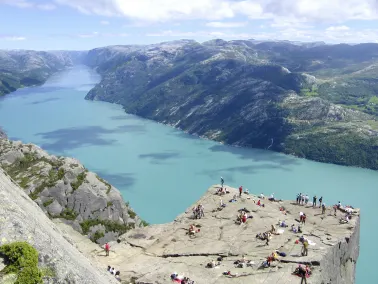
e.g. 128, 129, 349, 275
84, 39, 378, 170
0, 50, 85, 95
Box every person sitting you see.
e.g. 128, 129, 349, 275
268, 193, 275, 201
115, 271, 121, 282
109, 267, 115, 274
107, 265, 111, 272
220, 198, 226, 208
291, 224, 298, 233
244, 188, 249, 194
279, 220, 288, 227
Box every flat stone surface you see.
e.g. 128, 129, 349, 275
55, 185, 360, 284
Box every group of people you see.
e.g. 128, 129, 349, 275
192, 204, 204, 219
293, 264, 312, 284
296, 193, 323, 208
107, 266, 121, 281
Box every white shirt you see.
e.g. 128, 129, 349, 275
300, 212, 304, 216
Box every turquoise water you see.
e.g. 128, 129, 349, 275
0, 66, 376, 282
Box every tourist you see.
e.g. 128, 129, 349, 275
268, 193, 275, 201
302, 239, 309, 256
220, 198, 226, 208
302, 214, 306, 225
305, 195, 309, 205
291, 224, 297, 233
244, 188, 249, 194
109, 267, 115, 274
337, 201, 341, 209
115, 271, 121, 282
104, 242, 110, 256
333, 205, 337, 216
260, 193, 265, 199
319, 196, 323, 208
322, 203, 326, 214
313, 195, 317, 208
239, 186, 243, 197
296, 193, 300, 204
221, 177, 224, 187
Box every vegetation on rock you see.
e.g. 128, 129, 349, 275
0, 242, 43, 284
80, 219, 135, 236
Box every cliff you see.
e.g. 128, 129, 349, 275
83, 40, 378, 170
0, 50, 86, 96
0, 167, 118, 284
0, 137, 143, 245
58, 185, 360, 284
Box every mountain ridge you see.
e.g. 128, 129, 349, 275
84, 39, 378, 170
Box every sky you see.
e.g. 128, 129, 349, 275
1, 0, 378, 50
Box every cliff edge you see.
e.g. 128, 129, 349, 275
64, 185, 360, 284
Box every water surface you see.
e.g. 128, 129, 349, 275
0, 66, 376, 283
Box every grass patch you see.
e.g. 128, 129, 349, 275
80, 219, 134, 236
42, 199, 54, 207
0, 242, 43, 284
96, 175, 112, 194
367, 120, 378, 130
107, 201, 113, 207
70, 172, 86, 191
19, 176, 30, 189
58, 208, 78, 221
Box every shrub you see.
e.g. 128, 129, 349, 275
90, 231, 105, 243
128, 209, 136, 219
0, 242, 42, 284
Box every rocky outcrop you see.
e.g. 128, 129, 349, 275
0, 167, 118, 284
59, 185, 360, 284
83, 39, 378, 170
0, 138, 142, 244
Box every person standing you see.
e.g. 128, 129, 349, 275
105, 242, 110, 256
239, 186, 243, 197
322, 203, 326, 215
313, 195, 317, 208
319, 196, 323, 208
221, 177, 224, 187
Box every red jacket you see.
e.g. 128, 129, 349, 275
105, 243, 110, 251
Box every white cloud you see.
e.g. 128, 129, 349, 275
54, 0, 378, 23
0, 35, 26, 41
77, 31, 128, 38
326, 25, 350, 31
206, 21, 247, 28
100, 20, 110, 25
0, 0, 56, 10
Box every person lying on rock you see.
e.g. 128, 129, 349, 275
279, 220, 288, 227
339, 214, 351, 224
206, 260, 221, 268
188, 224, 200, 236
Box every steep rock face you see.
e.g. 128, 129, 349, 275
84, 40, 378, 170
0, 168, 118, 284
0, 50, 86, 96
0, 138, 141, 244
